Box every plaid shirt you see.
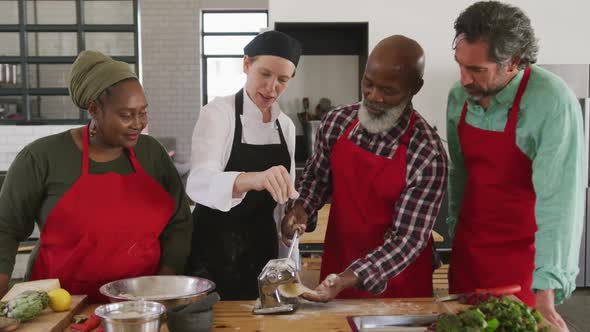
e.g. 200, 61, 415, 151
293, 102, 447, 294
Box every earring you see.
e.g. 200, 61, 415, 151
90, 123, 97, 137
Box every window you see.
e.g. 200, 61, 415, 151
0, 0, 139, 124
201, 11, 268, 105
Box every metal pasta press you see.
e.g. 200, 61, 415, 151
252, 230, 301, 314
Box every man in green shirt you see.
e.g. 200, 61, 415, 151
447, 1, 585, 330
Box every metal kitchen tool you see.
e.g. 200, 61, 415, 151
99, 276, 215, 311
346, 314, 438, 332
436, 293, 464, 303
286, 229, 299, 261
253, 231, 301, 314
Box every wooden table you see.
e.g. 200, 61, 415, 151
299, 204, 444, 245
73, 298, 466, 332
299, 204, 331, 245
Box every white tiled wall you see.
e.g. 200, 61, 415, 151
0, 125, 78, 171
84, 1, 134, 25
0, 2, 18, 25
140, 0, 201, 163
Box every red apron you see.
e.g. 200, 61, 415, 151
320, 112, 434, 299
30, 125, 175, 303
449, 67, 537, 306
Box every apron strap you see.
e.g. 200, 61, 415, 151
233, 89, 245, 147
459, 102, 469, 129
345, 110, 415, 146
234, 88, 287, 147
505, 66, 532, 134
459, 67, 531, 135
343, 118, 359, 139
82, 124, 91, 175
82, 123, 141, 175
275, 119, 287, 146
400, 111, 416, 146
127, 146, 141, 173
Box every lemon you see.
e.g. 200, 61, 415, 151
47, 288, 71, 312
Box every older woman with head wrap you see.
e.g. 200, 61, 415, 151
0, 51, 192, 302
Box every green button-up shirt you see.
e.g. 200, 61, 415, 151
446, 64, 587, 303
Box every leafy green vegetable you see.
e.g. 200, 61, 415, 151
459, 308, 486, 328
484, 318, 499, 331
436, 314, 464, 332
433, 296, 549, 332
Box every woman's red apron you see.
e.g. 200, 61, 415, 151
320, 112, 434, 298
30, 125, 175, 303
449, 67, 537, 306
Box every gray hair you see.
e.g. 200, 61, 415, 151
453, 1, 539, 70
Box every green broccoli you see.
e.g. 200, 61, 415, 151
435, 314, 464, 332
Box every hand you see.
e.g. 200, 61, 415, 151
0, 273, 9, 299
281, 203, 307, 246
536, 289, 569, 332
234, 166, 298, 204
302, 270, 359, 303
302, 273, 342, 303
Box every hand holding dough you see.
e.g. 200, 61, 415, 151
277, 283, 318, 297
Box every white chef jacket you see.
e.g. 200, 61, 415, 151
187, 90, 298, 260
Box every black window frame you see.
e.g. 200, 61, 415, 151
201, 9, 268, 106
0, 0, 141, 125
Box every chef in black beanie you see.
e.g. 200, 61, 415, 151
186, 30, 303, 300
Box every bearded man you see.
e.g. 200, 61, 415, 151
281, 35, 448, 302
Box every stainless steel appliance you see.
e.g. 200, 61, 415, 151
253, 257, 300, 314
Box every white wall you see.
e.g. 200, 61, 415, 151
201, 0, 267, 9
140, 0, 202, 164
269, 0, 590, 137
279, 55, 359, 135
0, 126, 78, 171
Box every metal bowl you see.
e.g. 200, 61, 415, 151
99, 276, 216, 310
95, 301, 165, 332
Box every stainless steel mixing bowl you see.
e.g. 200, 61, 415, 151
95, 300, 165, 332
99, 276, 216, 309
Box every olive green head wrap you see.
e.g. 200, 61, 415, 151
68, 50, 137, 109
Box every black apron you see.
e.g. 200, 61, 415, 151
188, 89, 291, 300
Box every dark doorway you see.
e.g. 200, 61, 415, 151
274, 22, 369, 99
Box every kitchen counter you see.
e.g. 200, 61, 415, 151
73, 298, 465, 331
299, 204, 444, 246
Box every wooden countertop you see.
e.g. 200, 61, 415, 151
73, 298, 465, 332
299, 204, 331, 245
299, 204, 444, 245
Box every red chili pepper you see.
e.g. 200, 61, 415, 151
71, 313, 101, 332
475, 284, 522, 296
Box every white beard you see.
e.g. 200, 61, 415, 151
358, 98, 409, 134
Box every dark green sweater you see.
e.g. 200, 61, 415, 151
0, 130, 192, 276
